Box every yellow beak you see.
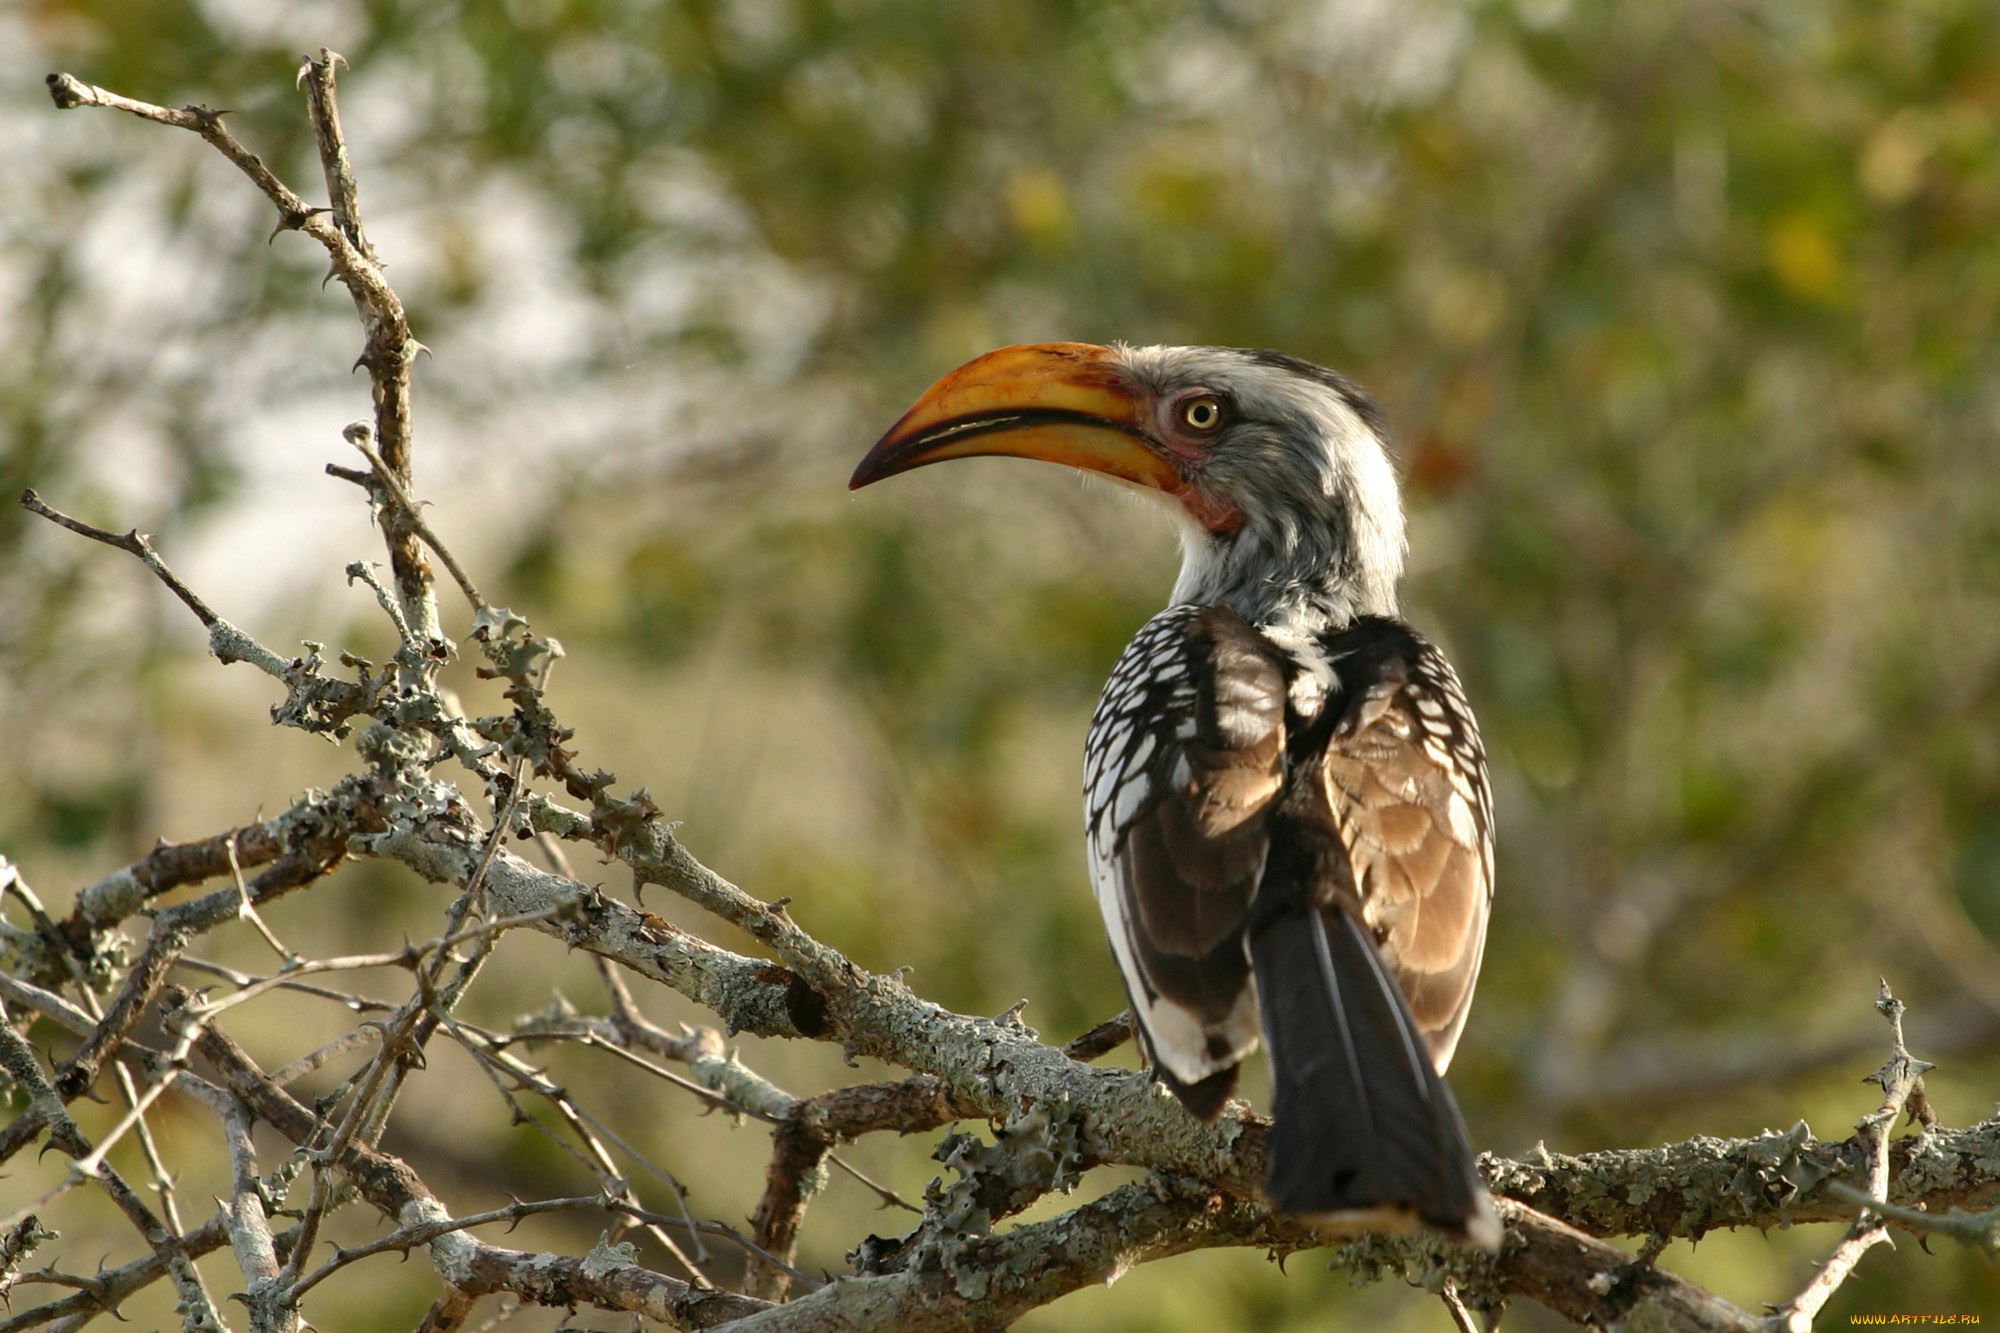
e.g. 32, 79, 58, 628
849, 343, 1185, 495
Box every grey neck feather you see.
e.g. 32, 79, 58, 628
1171, 503, 1400, 641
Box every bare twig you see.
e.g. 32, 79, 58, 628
297, 50, 376, 264
0, 994, 88, 1159
0, 1213, 234, 1333
1062, 1010, 1133, 1062
47, 63, 438, 656
829, 1153, 921, 1213
288, 1195, 612, 1300
17, 488, 221, 626
594, 958, 800, 1120
433, 1011, 713, 1283
266, 1024, 387, 1086
19, 488, 295, 678
64, 817, 290, 938
582, 961, 936, 1296
604, 1203, 823, 1294
194, 1026, 771, 1326
227, 831, 299, 965
1440, 1282, 1481, 1333
524, 1020, 786, 1122
216, 1093, 296, 1333
286, 1193, 821, 1303
0, 1000, 223, 1329
179, 955, 397, 1015
1824, 1185, 2000, 1260
1764, 981, 1934, 1333
50, 909, 191, 1102
347, 425, 487, 613
294, 51, 435, 651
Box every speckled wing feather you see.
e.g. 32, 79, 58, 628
1083, 603, 1288, 1118
1318, 622, 1493, 1072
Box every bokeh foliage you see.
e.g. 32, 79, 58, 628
4, 0, 1999, 1326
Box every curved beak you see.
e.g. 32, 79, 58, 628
849, 343, 1183, 494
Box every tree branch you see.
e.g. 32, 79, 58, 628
1764, 982, 1935, 1333
192, 1024, 772, 1328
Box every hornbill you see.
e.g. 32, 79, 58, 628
850, 343, 1499, 1247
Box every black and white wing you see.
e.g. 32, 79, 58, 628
1083, 603, 1288, 1119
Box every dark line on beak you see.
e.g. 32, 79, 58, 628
909, 407, 1143, 450
850, 409, 1151, 489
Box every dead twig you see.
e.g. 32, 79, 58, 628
1763, 980, 1935, 1333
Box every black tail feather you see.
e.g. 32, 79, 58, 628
1249, 904, 1492, 1243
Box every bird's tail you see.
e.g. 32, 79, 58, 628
1249, 903, 1499, 1248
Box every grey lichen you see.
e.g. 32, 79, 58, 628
0, 1214, 59, 1300
581, 1233, 639, 1280
269, 639, 381, 738
72, 867, 145, 929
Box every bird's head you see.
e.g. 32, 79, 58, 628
850, 342, 1407, 632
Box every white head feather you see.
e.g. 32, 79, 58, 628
1108, 345, 1408, 636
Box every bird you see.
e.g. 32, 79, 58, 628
848, 342, 1499, 1248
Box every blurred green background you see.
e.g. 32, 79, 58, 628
4, 0, 1999, 1327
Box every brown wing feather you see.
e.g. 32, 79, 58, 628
1085, 604, 1288, 1110
1319, 638, 1493, 1072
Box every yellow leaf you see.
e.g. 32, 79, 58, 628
1765, 213, 1842, 300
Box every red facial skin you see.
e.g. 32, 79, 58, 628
1150, 388, 1244, 535
1179, 486, 1244, 535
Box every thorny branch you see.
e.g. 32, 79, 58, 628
50, 55, 437, 657
5, 57, 1992, 1333
1763, 983, 1937, 1333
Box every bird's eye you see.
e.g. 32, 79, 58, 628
1181, 396, 1224, 432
